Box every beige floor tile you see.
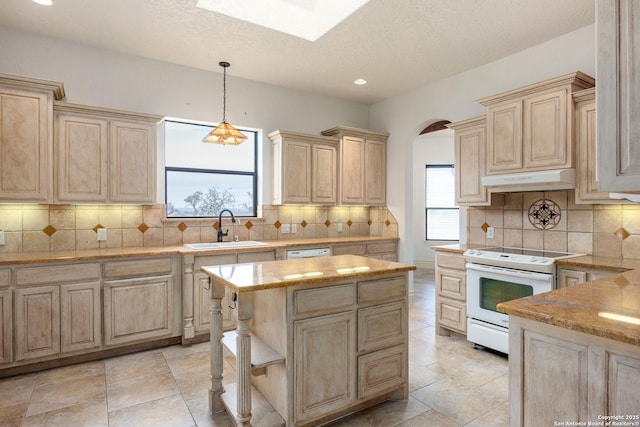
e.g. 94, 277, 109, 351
407, 361, 442, 392
108, 394, 194, 427
475, 375, 509, 404
410, 378, 503, 425
34, 360, 105, 387
465, 402, 509, 427
107, 370, 180, 412
354, 396, 432, 426
21, 399, 108, 427
0, 402, 28, 426
104, 350, 170, 385
396, 408, 460, 426
26, 375, 106, 417
165, 349, 211, 378
0, 374, 36, 409
427, 354, 504, 388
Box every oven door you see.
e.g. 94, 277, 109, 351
466, 262, 554, 328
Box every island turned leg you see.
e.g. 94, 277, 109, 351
236, 292, 254, 426
209, 280, 226, 413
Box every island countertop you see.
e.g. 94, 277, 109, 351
201, 254, 416, 293
498, 268, 640, 346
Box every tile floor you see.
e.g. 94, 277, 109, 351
0, 269, 509, 426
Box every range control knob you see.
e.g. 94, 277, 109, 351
530, 257, 538, 262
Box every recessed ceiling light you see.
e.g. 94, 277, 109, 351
196, 0, 370, 42
32, 0, 53, 5
354, 79, 367, 85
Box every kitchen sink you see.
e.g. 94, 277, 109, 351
186, 241, 270, 250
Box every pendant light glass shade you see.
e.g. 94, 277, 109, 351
203, 61, 247, 145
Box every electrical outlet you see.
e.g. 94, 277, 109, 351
337, 223, 343, 233
291, 223, 298, 234
487, 226, 495, 239
0, 230, 4, 246
97, 228, 107, 241
281, 223, 290, 234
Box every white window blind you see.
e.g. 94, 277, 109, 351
425, 165, 459, 241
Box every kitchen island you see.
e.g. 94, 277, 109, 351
498, 270, 640, 427
201, 254, 416, 426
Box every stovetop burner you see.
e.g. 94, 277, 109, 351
479, 246, 577, 259
463, 246, 583, 273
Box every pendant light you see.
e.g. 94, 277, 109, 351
203, 61, 247, 145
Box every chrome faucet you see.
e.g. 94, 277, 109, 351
217, 209, 236, 242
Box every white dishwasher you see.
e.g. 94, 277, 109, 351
286, 247, 331, 259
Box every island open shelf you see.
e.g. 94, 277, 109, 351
201, 254, 416, 426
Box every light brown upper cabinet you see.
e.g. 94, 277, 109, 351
479, 72, 595, 175
596, 0, 640, 192
322, 126, 388, 206
448, 117, 489, 206
54, 103, 161, 204
0, 74, 65, 203
573, 88, 619, 204
269, 130, 339, 205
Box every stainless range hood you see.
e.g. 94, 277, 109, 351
481, 168, 575, 192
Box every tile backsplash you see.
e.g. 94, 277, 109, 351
467, 191, 640, 259
0, 204, 398, 253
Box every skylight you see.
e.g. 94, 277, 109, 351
196, 0, 370, 42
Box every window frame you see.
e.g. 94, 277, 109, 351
163, 119, 259, 219
425, 164, 459, 241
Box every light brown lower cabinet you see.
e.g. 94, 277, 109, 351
61, 282, 101, 353
103, 275, 174, 346
15, 286, 60, 361
508, 317, 640, 426
435, 252, 467, 335
0, 290, 11, 364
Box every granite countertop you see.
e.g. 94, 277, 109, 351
201, 254, 416, 293
498, 269, 640, 346
0, 236, 398, 266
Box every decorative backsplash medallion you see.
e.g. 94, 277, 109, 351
528, 199, 561, 230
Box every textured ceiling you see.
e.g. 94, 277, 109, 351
0, 0, 595, 104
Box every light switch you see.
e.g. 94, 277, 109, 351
487, 226, 495, 239
281, 224, 290, 234
337, 223, 343, 233
291, 223, 298, 234
0, 230, 4, 245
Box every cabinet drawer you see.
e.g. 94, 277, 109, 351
358, 301, 406, 352
358, 276, 406, 305
16, 263, 100, 286
0, 269, 9, 288
293, 284, 355, 317
366, 241, 397, 254
103, 257, 172, 279
436, 253, 466, 270
436, 296, 466, 333
436, 268, 466, 300
331, 244, 366, 256
358, 345, 407, 400
237, 251, 275, 263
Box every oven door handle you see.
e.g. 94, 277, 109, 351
465, 263, 553, 282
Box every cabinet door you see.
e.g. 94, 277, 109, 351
522, 331, 588, 425
523, 89, 569, 170
61, 282, 101, 353
454, 121, 489, 205
557, 269, 587, 288
311, 143, 337, 204
575, 95, 613, 203
109, 120, 156, 203
283, 140, 311, 203
486, 100, 523, 173
104, 275, 173, 346
294, 311, 356, 423
0, 290, 12, 364
364, 139, 386, 205
0, 88, 51, 202
436, 296, 466, 334
56, 113, 108, 202
15, 286, 60, 361
597, 0, 640, 191
340, 136, 365, 204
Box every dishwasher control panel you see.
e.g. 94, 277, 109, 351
286, 247, 331, 259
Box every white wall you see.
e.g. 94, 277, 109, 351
370, 23, 596, 265
412, 129, 456, 268
0, 26, 370, 203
